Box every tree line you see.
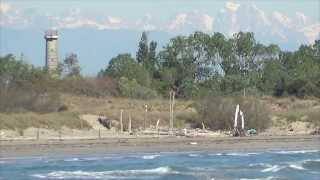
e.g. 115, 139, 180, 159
100, 31, 320, 99
0, 31, 319, 112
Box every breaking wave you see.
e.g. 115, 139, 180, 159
188, 153, 202, 157
261, 165, 285, 172
240, 176, 276, 180
142, 154, 160, 160
249, 163, 272, 168
209, 152, 261, 156
226, 152, 260, 156
261, 163, 307, 173
32, 166, 178, 179
289, 164, 305, 170
273, 150, 319, 154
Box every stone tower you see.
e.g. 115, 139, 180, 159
44, 30, 59, 72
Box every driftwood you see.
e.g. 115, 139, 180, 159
311, 128, 320, 135
234, 104, 240, 128
233, 104, 246, 137
240, 110, 245, 130
202, 122, 205, 130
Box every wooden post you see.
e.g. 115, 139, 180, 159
172, 91, 175, 135
156, 119, 160, 136
59, 129, 62, 141
169, 91, 175, 136
128, 112, 132, 134
37, 128, 40, 140
144, 104, 148, 130
169, 91, 172, 135
98, 128, 101, 139
156, 119, 160, 131
120, 109, 123, 133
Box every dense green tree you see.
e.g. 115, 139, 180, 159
148, 41, 157, 75
103, 53, 151, 87
136, 32, 149, 65
0, 55, 60, 112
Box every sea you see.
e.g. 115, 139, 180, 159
0, 149, 319, 180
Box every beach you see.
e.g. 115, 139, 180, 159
1, 135, 319, 158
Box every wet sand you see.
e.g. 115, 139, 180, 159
1, 135, 319, 158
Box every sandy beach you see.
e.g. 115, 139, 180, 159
1, 135, 319, 158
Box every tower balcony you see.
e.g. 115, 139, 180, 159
44, 30, 58, 39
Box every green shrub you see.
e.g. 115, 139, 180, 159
194, 96, 271, 131
118, 77, 157, 99
59, 77, 119, 97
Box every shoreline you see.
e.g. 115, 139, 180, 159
1, 135, 319, 158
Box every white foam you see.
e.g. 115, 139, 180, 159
289, 164, 305, 170
261, 165, 284, 172
63, 157, 101, 162
63, 158, 80, 162
188, 154, 202, 157
240, 176, 275, 180
31, 166, 178, 179
303, 158, 320, 163
249, 163, 272, 168
83, 157, 100, 161
142, 154, 160, 160
274, 150, 318, 154
226, 152, 260, 156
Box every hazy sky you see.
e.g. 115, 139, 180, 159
1, 0, 319, 32
1, 0, 319, 74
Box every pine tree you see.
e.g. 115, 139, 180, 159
136, 32, 149, 64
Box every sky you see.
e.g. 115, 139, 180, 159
0, 0, 319, 75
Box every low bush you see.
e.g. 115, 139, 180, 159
118, 77, 157, 99
0, 82, 62, 113
59, 76, 119, 97
194, 96, 271, 131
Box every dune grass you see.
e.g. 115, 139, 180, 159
62, 94, 194, 129
1, 93, 319, 132
269, 97, 320, 127
0, 112, 91, 131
